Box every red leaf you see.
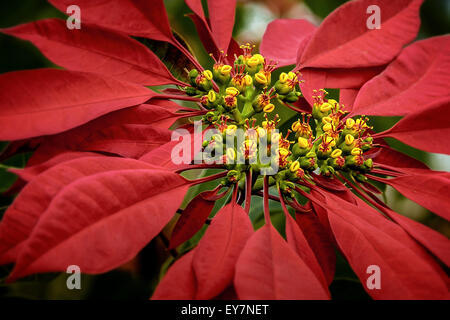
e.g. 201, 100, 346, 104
168, 191, 217, 249
382, 208, 450, 267
375, 99, 450, 155
321, 192, 449, 299
284, 211, 329, 291
375, 171, 450, 221
140, 126, 204, 170
33, 103, 193, 161
299, 0, 423, 68
1, 19, 183, 86
373, 146, 428, 170
77, 124, 172, 158
299, 67, 382, 107
260, 19, 316, 67
187, 14, 240, 64
193, 202, 254, 299
49, 0, 174, 42
187, 13, 220, 58
139, 140, 183, 170
296, 211, 336, 285
0, 157, 162, 264
352, 36, 450, 116
185, 0, 206, 21
234, 224, 330, 299
6, 160, 189, 280
10, 151, 98, 182
0, 69, 154, 140
151, 250, 196, 300
339, 89, 359, 110
207, 0, 236, 51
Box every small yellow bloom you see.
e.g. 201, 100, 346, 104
225, 87, 239, 96
244, 74, 253, 86
247, 56, 260, 67
279, 148, 290, 157
225, 125, 237, 136
351, 148, 362, 156
345, 134, 355, 145
345, 118, 355, 129
288, 71, 297, 81
291, 121, 301, 132
203, 70, 213, 80
320, 102, 332, 113
279, 72, 289, 84
331, 149, 342, 158
298, 137, 309, 149
252, 54, 265, 64
255, 72, 268, 85
263, 103, 275, 113
322, 116, 332, 124
290, 161, 300, 172
220, 65, 232, 76
207, 90, 216, 103
327, 99, 338, 107
323, 123, 333, 132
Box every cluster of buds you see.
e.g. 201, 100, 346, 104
284, 90, 374, 181
184, 44, 374, 191
183, 45, 302, 126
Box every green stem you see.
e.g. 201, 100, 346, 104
232, 108, 243, 124
252, 176, 276, 192
0, 164, 19, 170
240, 110, 256, 123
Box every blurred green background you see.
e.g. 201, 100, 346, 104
0, 0, 449, 300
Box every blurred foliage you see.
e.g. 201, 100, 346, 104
0, 0, 449, 300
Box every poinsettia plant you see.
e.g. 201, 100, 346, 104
0, 0, 449, 300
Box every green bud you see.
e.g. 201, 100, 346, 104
184, 86, 198, 96
188, 69, 199, 86
284, 91, 300, 103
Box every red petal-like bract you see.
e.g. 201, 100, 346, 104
299, 67, 382, 108
207, 0, 236, 51
381, 208, 450, 267
284, 211, 329, 291
374, 171, 450, 221
193, 202, 254, 299
151, 251, 197, 300
339, 89, 359, 110
352, 36, 450, 116
6, 159, 189, 281
0, 157, 164, 264
169, 191, 217, 249
1, 19, 183, 86
260, 19, 316, 67
234, 224, 329, 300
76, 124, 172, 159
10, 151, 99, 182
30, 102, 194, 162
372, 146, 429, 170
0, 69, 154, 140
375, 99, 450, 155
185, 0, 206, 21
49, 0, 174, 42
320, 191, 449, 299
295, 211, 336, 285
140, 126, 205, 170
299, 0, 423, 68
187, 15, 242, 64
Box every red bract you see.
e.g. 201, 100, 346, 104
0, 0, 449, 300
